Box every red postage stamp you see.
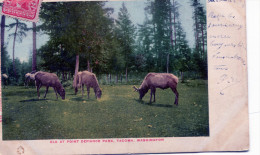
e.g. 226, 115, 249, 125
1, 0, 42, 22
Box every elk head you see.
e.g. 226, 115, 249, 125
58, 88, 66, 100
95, 88, 102, 99
133, 86, 145, 100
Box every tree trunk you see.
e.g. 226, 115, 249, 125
166, 53, 170, 73
116, 73, 118, 83
201, 22, 205, 58
125, 67, 128, 83
32, 22, 37, 71
1, 15, 5, 51
194, 12, 199, 50
73, 55, 79, 88
62, 71, 65, 82
109, 73, 111, 83
12, 19, 18, 78
181, 71, 184, 83
87, 60, 91, 72
64, 72, 68, 81
173, 0, 177, 47
120, 74, 122, 83
170, 2, 174, 50
68, 72, 71, 80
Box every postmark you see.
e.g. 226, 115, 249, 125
1, 0, 42, 22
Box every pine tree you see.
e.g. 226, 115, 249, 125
115, 2, 136, 82
190, 0, 207, 78
137, 14, 153, 72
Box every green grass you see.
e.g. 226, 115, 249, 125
2, 80, 209, 140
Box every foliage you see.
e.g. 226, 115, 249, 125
115, 3, 136, 72
7, 19, 28, 43
39, 2, 114, 75
1, 1, 208, 85
190, 0, 207, 78
1, 47, 10, 74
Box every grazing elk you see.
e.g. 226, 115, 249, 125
133, 73, 179, 105
2, 74, 8, 88
25, 71, 37, 87
35, 71, 65, 100
76, 71, 102, 99
74, 71, 83, 95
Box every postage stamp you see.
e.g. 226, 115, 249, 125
1, 0, 42, 22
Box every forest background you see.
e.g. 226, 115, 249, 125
1, 0, 207, 86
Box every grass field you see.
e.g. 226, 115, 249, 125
2, 80, 209, 140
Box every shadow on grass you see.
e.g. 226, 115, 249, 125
19, 99, 48, 102
2, 117, 14, 125
70, 97, 95, 102
134, 99, 174, 108
67, 93, 76, 95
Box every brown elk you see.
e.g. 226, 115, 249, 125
74, 71, 83, 94
25, 71, 37, 87
35, 71, 65, 100
133, 73, 179, 105
76, 71, 102, 99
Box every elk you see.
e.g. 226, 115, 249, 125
133, 73, 179, 105
76, 71, 102, 99
35, 71, 65, 100
25, 71, 37, 87
74, 71, 83, 95
2, 74, 8, 88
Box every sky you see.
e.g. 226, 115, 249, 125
1, 0, 206, 63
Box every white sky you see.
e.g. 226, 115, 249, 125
1, 0, 206, 63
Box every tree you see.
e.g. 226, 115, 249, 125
1, 15, 7, 75
115, 2, 136, 82
190, 0, 207, 78
8, 19, 27, 78
32, 22, 37, 71
39, 2, 114, 86
137, 14, 154, 72
1, 15, 5, 52
1, 47, 10, 75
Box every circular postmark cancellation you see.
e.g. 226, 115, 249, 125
1, 0, 42, 22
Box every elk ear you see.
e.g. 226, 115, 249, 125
133, 86, 139, 92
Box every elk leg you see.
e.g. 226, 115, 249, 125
171, 87, 179, 105
53, 87, 58, 99
150, 87, 156, 103
36, 81, 40, 92
153, 88, 156, 102
37, 83, 42, 99
87, 86, 90, 99
149, 88, 153, 104
44, 86, 49, 98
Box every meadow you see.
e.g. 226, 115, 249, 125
2, 80, 209, 140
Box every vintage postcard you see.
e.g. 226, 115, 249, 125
0, 0, 249, 154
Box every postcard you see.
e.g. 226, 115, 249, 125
0, 0, 249, 154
